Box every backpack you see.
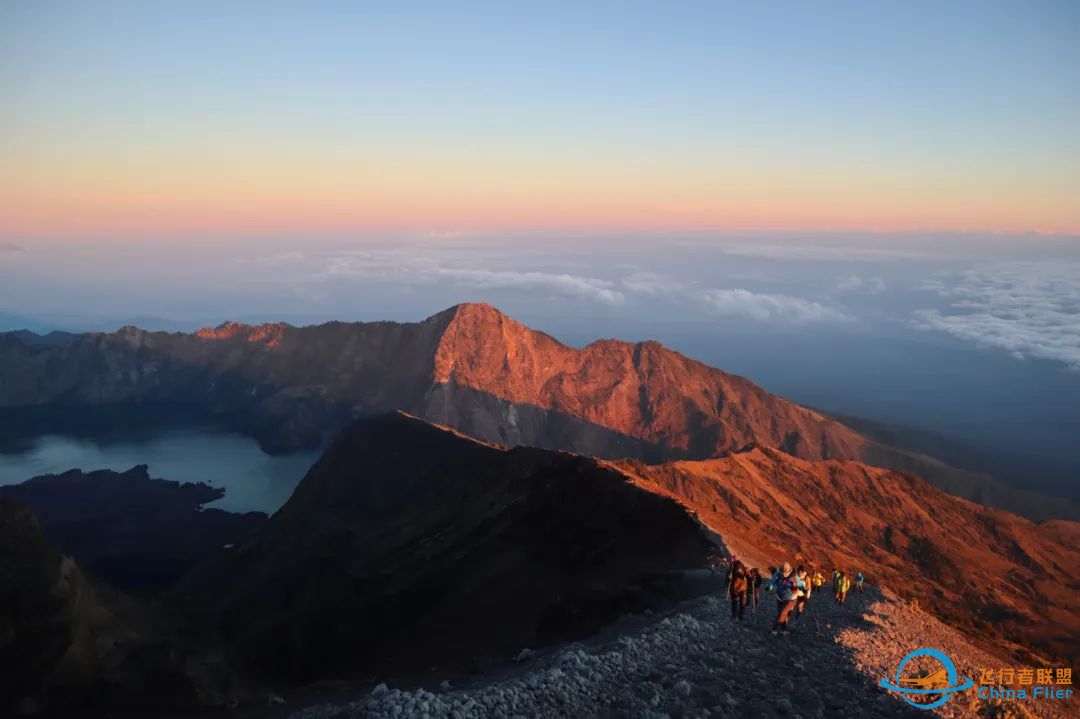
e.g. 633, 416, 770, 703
775, 574, 799, 601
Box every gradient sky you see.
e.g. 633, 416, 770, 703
2, 1, 1079, 240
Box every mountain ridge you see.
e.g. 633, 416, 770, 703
2, 302, 1075, 520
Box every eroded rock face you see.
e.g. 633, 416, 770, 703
429, 304, 868, 461
179, 413, 717, 682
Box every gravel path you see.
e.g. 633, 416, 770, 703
290, 579, 975, 719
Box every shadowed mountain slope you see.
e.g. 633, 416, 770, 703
178, 412, 718, 682
0, 500, 237, 715
0, 466, 266, 592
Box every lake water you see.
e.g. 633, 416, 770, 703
0, 431, 320, 514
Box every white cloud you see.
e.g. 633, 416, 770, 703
914, 261, 1080, 368
263, 249, 850, 318
433, 268, 625, 306
309, 250, 625, 306
618, 271, 848, 323
837, 275, 887, 293
700, 288, 848, 323
620, 272, 688, 298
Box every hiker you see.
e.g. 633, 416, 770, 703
726, 559, 751, 620
706, 554, 723, 575
792, 565, 811, 620
855, 572, 864, 593
812, 569, 824, 591
767, 562, 804, 634
749, 567, 763, 612
834, 571, 852, 607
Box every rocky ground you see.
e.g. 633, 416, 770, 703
839, 591, 1074, 719
287, 575, 1073, 719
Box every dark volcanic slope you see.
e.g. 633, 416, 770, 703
616, 448, 1080, 665
0, 500, 233, 715
179, 412, 717, 682
1, 303, 1071, 518
0, 466, 266, 592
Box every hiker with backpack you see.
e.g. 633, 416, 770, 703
792, 565, 811, 620
855, 572, 865, 593
834, 571, 852, 607
726, 559, 751, 620
749, 567, 763, 613
767, 562, 805, 634
706, 554, 723, 575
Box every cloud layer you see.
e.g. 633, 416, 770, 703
435, 268, 625, 306
309, 250, 626, 306
915, 262, 1080, 368
246, 247, 854, 323
618, 272, 849, 323
720, 243, 931, 262
837, 275, 886, 293
700, 288, 848, 322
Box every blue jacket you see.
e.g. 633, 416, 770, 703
767, 571, 806, 601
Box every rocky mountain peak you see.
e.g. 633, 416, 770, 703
194, 320, 290, 347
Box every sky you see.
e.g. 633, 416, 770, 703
2, 1, 1079, 238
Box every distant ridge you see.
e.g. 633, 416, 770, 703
2, 302, 1076, 520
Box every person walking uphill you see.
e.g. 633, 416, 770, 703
834, 571, 852, 607
749, 567, 763, 613
792, 566, 811, 621
768, 562, 805, 635
726, 560, 751, 620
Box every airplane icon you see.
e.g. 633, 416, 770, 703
898, 669, 950, 690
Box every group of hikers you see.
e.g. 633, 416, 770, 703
708, 554, 864, 635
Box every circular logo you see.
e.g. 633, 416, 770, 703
879, 648, 975, 710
